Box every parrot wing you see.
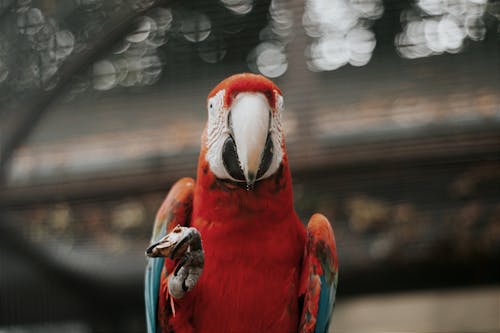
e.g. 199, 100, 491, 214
299, 213, 339, 333
145, 177, 195, 333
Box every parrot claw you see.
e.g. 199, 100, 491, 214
146, 226, 204, 299
146, 225, 202, 259
169, 248, 204, 298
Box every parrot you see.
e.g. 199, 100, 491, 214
145, 73, 338, 333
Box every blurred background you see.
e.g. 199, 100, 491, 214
0, 0, 499, 332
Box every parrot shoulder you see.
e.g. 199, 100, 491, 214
152, 177, 195, 240
299, 213, 339, 333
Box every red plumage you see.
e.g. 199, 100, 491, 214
208, 73, 281, 110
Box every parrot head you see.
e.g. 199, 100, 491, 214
203, 73, 284, 189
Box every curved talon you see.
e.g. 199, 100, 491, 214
174, 254, 189, 276
146, 226, 201, 259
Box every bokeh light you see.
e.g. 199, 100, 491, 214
181, 11, 212, 43
1, 3, 80, 92
52, 30, 75, 60
396, 0, 489, 59
126, 17, 156, 43
89, 10, 174, 91
220, 0, 254, 15
17, 7, 45, 36
303, 0, 382, 71
247, 0, 291, 78
256, 42, 288, 78
92, 60, 117, 91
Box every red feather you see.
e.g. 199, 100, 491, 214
208, 73, 281, 110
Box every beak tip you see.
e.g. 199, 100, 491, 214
245, 171, 256, 190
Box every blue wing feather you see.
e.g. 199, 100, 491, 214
315, 274, 337, 333
144, 178, 195, 333
145, 231, 166, 333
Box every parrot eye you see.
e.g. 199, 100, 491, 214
222, 136, 245, 182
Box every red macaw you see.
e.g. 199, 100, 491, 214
145, 73, 338, 333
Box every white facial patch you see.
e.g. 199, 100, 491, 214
206, 89, 230, 180
205, 89, 284, 183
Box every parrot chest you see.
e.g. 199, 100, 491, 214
187, 215, 305, 332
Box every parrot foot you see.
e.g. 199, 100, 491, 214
168, 246, 204, 298
146, 226, 204, 299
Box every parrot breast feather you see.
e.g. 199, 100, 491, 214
145, 177, 194, 333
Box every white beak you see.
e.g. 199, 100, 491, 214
229, 92, 270, 186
